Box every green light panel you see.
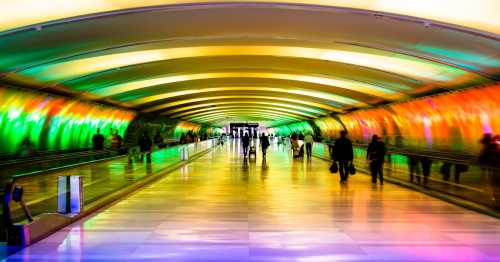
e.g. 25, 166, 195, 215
0, 86, 136, 154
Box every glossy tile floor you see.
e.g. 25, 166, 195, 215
5, 140, 500, 261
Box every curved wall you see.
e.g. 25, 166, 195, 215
275, 84, 500, 153
268, 121, 314, 137
0, 87, 136, 154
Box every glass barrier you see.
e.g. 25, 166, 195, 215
4, 139, 216, 224
312, 142, 500, 211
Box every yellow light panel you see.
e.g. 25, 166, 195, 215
25, 46, 467, 83
127, 86, 364, 107
142, 95, 340, 113
2, 1, 499, 35
171, 105, 318, 118
181, 108, 309, 120
96, 72, 399, 101
161, 101, 327, 115
190, 112, 298, 122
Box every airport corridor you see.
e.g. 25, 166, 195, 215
4, 140, 500, 261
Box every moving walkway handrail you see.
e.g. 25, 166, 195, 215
318, 141, 487, 167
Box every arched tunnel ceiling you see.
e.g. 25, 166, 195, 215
0, 1, 499, 126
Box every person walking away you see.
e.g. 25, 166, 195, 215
421, 157, 433, 185
366, 135, 386, 185
242, 133, 250, 157
291, 136, 300, 158
110, 130, 120, 149
138, 131, 153, 162
154, 131, 165, 148
408, 155, 421, 183
304, 132, 314, 158
18, 136, 36, 156
92, 128, 105, 150
260, 133, 270, 158
333, 130, 353, 184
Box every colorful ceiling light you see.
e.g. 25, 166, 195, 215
161, 101, 327, 115
93, 72, 400, 101
21, 45, 467, 83
143, 95, 341, 113
2, 1, 499, 35
171, 105, 318, 118
125, 86, 363, 107
190, 111, 300, 121
183, 109, 308, 121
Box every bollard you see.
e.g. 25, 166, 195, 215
57, 176, 83, 214
180, 146, 188, 161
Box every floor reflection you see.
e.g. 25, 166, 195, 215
6, 139, 500, 262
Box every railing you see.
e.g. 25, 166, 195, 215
0, 149, 124, 188
1, 139, 217, 244
312, 142, 500, 212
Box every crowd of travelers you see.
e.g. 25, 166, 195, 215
179, 131, 200, 144
91, 128, 123, 150
277, 130, 500, 188
240, 132, 270, 159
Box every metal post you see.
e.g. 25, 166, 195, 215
180, 146, 188, 161
58, 176, 83, 214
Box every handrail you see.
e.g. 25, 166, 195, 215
7, 139, 206, 181
0, 149, 118, 166
313, 140, 486, 166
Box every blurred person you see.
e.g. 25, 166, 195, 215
92, 128, 105, 150
367, 135, 386, 185
242, 133, 250, 157
18, 136, 36, 156
110, 130, 120, 149
138, 131, 153, 162
454, 163, 469, 184
291, 135, 300, 159
108, 128, 117, 148
421, 157, 433, 185
478, 134, 500, 208
440, 162, 452, 182
479, 133, 496, 165
408, 155, 421, 183
154, 131, 165, 148
180, 133, 186, 144
116, 132, 123, 148
304, 132, 314, 158
333, 130, 353, 184
260, 133, 270, 158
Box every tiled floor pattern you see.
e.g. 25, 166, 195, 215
4, 140, 500, 261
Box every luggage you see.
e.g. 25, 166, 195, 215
349, 162, 356, 175
330, 162, 338, 173
292, 145, 300, 158
299, 145, 304, 158
249, 146, 256, 158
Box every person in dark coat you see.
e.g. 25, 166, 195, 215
154, 131, 165, 148
92, 128, 105, 150
333, 130, 353, 184
242, 133, 250, 157
366, 135, 386, 185
260, 133, 270, 158
138, 131, 153, 162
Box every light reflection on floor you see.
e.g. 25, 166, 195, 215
5, 139, 500, 261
